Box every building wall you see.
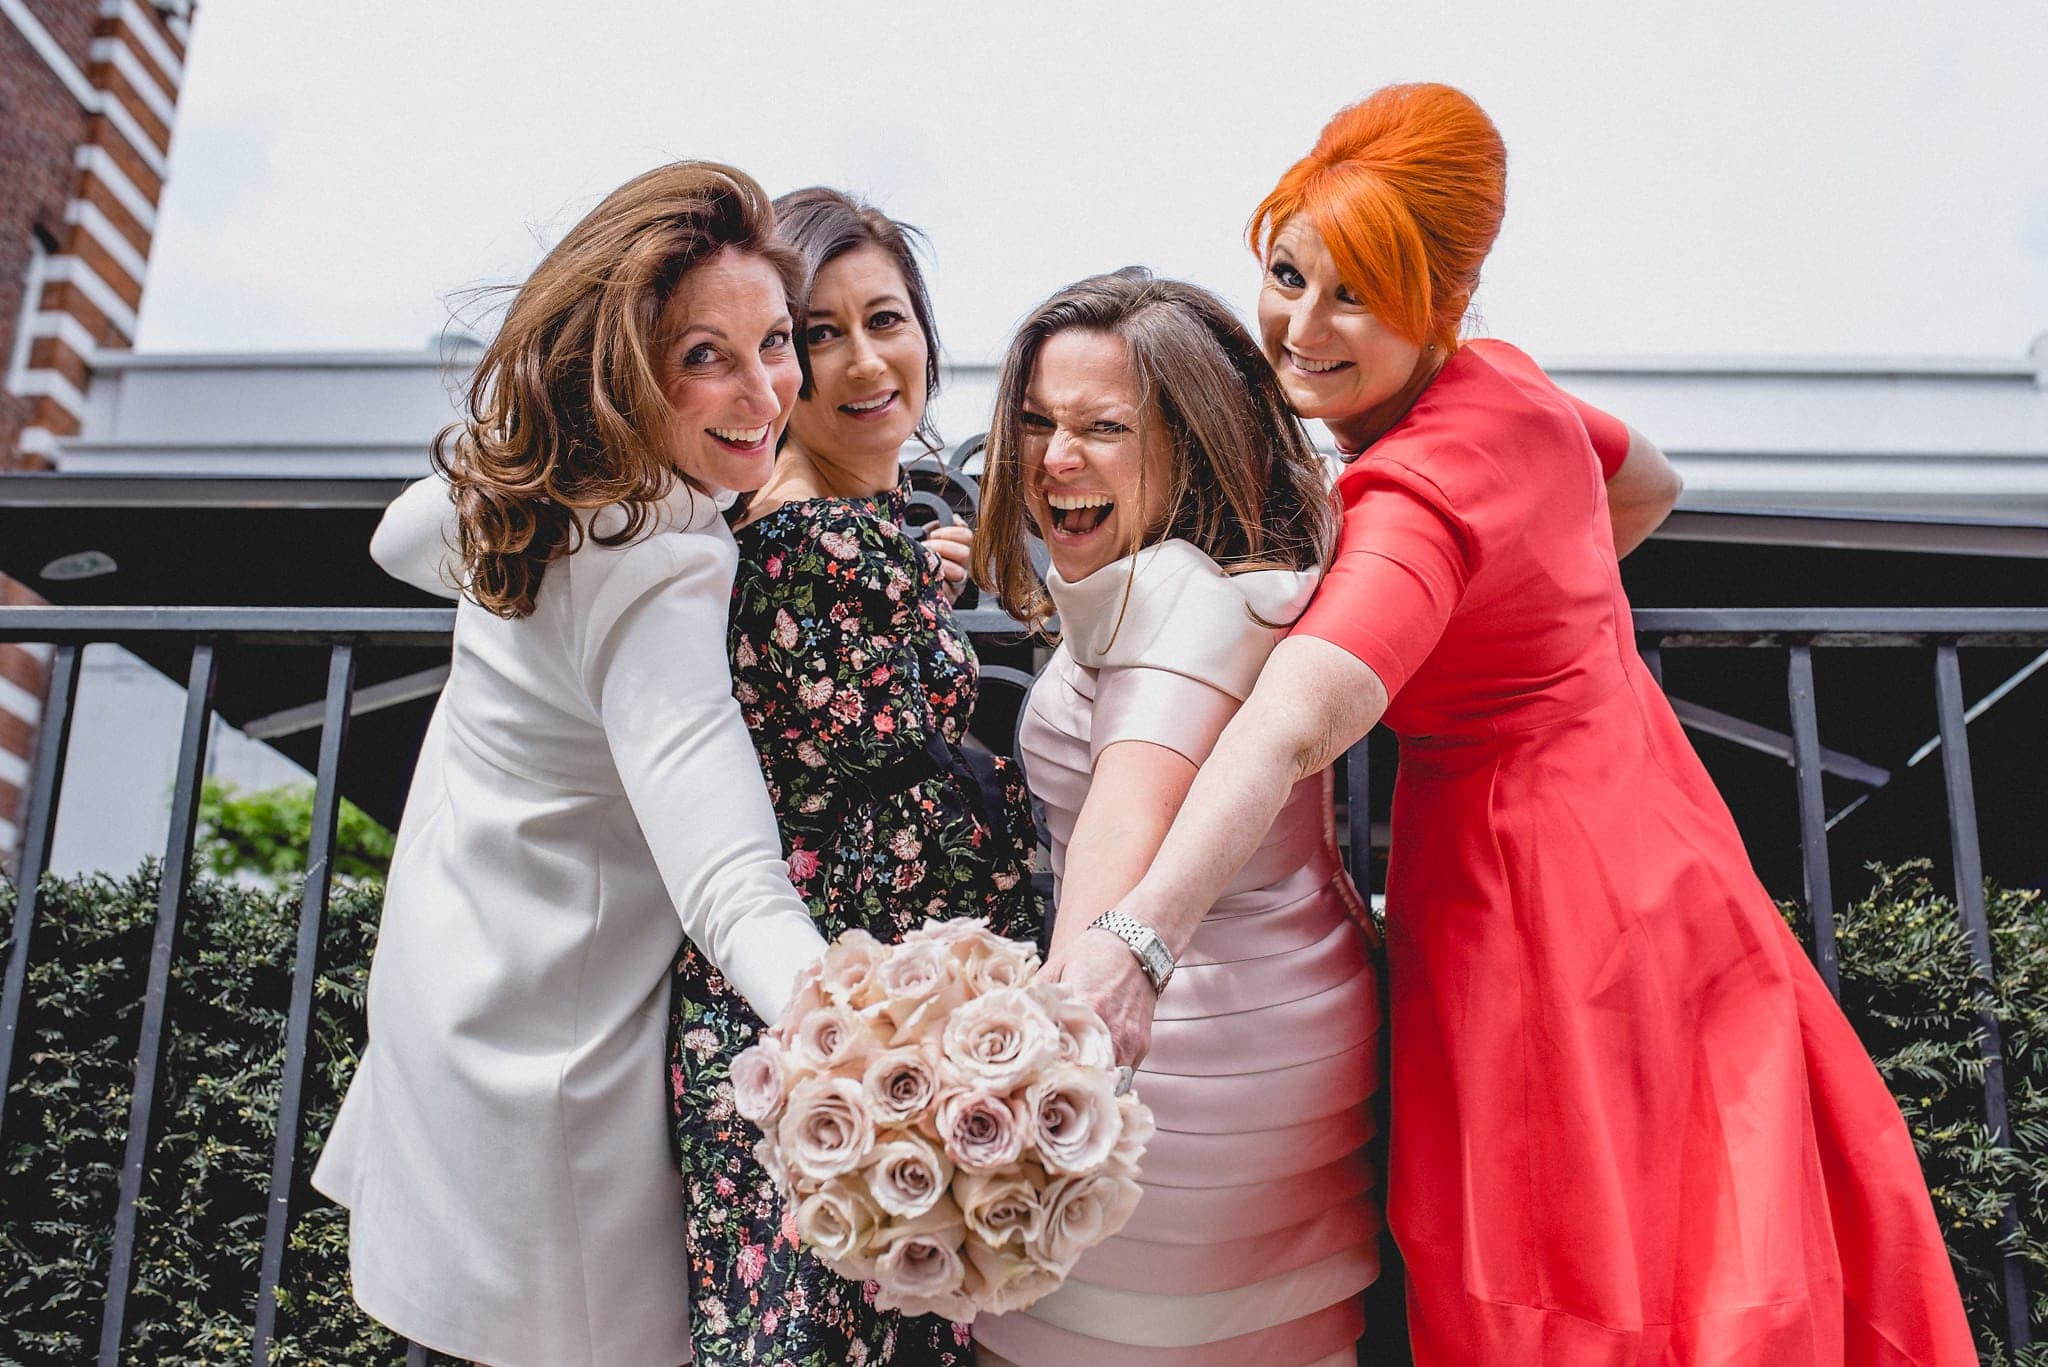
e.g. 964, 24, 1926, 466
0, 0, 191, 861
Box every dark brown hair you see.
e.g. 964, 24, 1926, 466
974, 267, 1334, 630
434, 161, 802, 617
772, 187, 943, 453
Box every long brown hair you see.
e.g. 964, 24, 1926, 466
974, 267, 1333, 631
434, 161, 802, 617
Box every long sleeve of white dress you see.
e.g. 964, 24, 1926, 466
578, 528, 826, 1020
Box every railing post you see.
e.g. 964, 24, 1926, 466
1934, 643, 2031, 1349
0, 642, 83, 1141
251, 642, 357, 1365
1784, 644, 1839, 997
1345, 738, 1371, 886
99, 641, 217, 1365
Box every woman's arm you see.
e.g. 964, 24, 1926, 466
370, 474, 464, 598
1038, 738, 1197, 1066
592, 539, 829, 1022
1606, 425, 1683, 558
1103, 636, 1388, 972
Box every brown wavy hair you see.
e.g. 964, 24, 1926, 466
974, 267, 1334, 632
434, 161, 802, 617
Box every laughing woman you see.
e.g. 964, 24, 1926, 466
665, 188, 1040, 1367
320, 163, 829, 1367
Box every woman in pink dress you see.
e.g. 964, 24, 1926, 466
970, 268, 1383, 1366
1075, 85, 1977, 1363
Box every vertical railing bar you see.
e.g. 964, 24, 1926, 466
99, 641, 218, 1366
1935, 642, 2031, 1349
1784, 644, 1839, 997
1641, 642, 1665, 690
0, 642, 83, 1141
1345, 737, 1371, 890
251, 642, 357, 1365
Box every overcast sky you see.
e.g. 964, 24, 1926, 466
134, 1, 2048, 366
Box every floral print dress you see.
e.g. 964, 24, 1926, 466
669, 483, 1041, 1366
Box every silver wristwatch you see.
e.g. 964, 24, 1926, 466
1088, 910, 1175, 994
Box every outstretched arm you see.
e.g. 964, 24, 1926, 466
1038, 738, 1197, 1066
1103, 637, 1388, 973
1605, 426, 1682, 558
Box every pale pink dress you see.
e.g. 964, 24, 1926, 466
974, 539, 1384, 1367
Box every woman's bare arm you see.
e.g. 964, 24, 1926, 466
1080, 637, 1389, 1060
1606, 426, 1683, 558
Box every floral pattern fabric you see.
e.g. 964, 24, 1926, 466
670, 484, 1041, 1366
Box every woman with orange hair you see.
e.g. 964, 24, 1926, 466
1064, 84, 1976, 1363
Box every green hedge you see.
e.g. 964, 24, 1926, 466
1784, 863, 2048, 1366
2, 863, 2044, 1362
0, 867, 416, 1365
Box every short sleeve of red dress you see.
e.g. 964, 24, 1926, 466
1567, 393, 1630, 479
1290, 457, 1472, 700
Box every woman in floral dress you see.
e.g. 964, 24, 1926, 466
668, 187, 1040, 1366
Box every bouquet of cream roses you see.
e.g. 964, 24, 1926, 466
733, 918, 1154, 1321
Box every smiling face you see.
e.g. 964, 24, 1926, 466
660, 248, 802, 492
1257, 217, 1430, 448
786, 244, 930, 465
1019, 328, 1172, 583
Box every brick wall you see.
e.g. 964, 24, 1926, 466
0, 0, 191, 861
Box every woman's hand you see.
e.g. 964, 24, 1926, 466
1040, 929, 1158, 1068
922, 523, 975, 603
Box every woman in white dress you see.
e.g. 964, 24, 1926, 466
969, 269, 1385, 1366
310, 162, 831, 1367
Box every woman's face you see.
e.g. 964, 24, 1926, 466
787, 244, 929, 462
660, 248, 802, 492
1257, 217, 1427, 436
1019, 328, 1172, 583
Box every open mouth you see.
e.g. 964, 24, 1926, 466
840, 391, 898, 420
1287, 350, 1352, 376
1045, 491, 1114, 539
707, 424, 772, 452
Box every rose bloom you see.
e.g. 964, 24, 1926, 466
730, 1037, 788, 1126
862, 1045, 942, 1126
1113, 1092, 1157, 1169
935, 1087, 1028, 1173
796, 1174, 885, 1280
965, 1238, 1066, 1315
790, 1001, 873, 1076
1026, 1064, 1124, 1175
870, 1198, 973, 1321
754, 1135, 795, 1200
941, 987, 1057, 1092
1033, 980, 1116, 1071
818, 928, 889, 1010
1032, 1171, 1144, 1274
953, 1166, 1047, 1250
874, 940, 969, 1040
779, 1074, 878, 1183
864, 1134, 953, 1219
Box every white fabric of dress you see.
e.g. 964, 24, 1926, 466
974, 540, 1385, 1367
312, 478, 827, 1367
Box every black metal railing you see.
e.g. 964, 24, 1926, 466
3, 603, 2046, 1360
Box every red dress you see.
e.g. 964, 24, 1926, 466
1291, 340, 1975, 1364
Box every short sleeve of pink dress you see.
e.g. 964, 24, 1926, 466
1277, 339, 1973, 1364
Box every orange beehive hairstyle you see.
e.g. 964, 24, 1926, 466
1250, 83, 1507, 353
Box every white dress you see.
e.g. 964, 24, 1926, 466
312, 481, 827, 1367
